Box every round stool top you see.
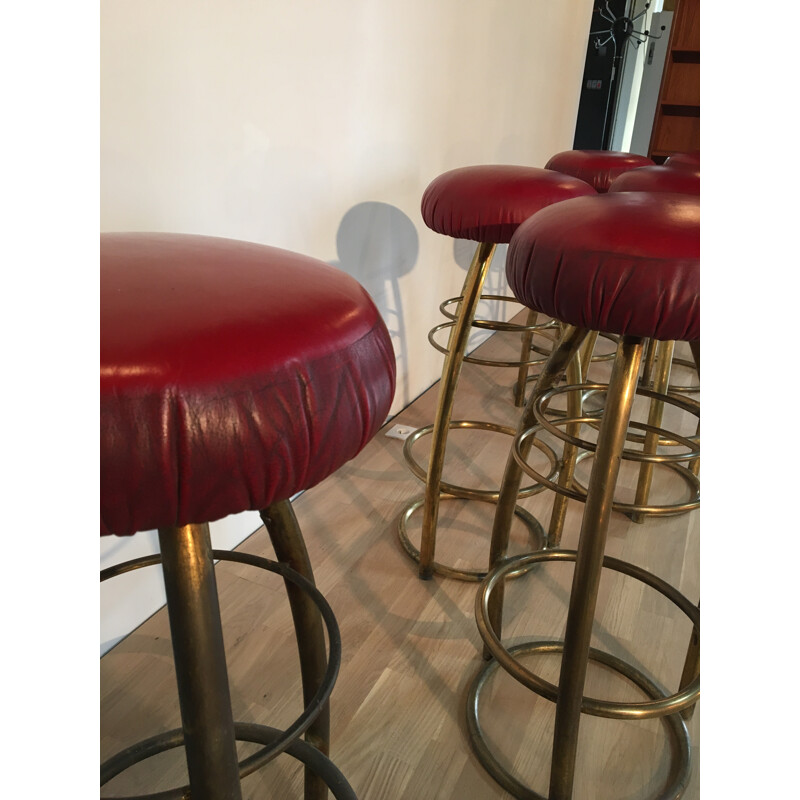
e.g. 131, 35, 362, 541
101, 233, 396, 537
664, 151, 700, 170
609, 164, 699, 195
421, 165, 595, 244
544, 150, 655, 193
506, 192, 699, 341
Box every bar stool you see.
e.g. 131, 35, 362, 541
100, 233, 395, 800
608, 164, 701, 521
544, 149, 655, 193
468, 192, 700, 799
398, 165, 596, 581
664, 151, 700, 170
513, 150, 658, 407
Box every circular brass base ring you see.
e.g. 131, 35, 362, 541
403, 419, 558, 501
397, 494, 546, 582
465, 641, 692, 800
101, 550, 347, 799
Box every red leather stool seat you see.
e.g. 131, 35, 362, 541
545, 149, 655, 193
101, 232, 396, 537
421, 165, 596, 243
609, 164, 699, 195
665, 151, 700, 170
506, 192, 699, 342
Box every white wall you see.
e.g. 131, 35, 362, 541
100, 0, 594, 653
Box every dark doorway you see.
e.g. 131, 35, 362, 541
573, 0, 629, 150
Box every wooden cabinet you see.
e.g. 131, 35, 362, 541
648, 0, 699, 161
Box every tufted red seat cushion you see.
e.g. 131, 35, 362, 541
609, 164, 699, 195
506, 192, 699, 342
664, 151, 700, 170
420, 165, 595, 243
101, 233, 396, 537
544, 150, 655, 193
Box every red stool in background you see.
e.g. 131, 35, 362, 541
608, 167, 701, 521
512, 150, 658, 406
101, 233, 395, 800
469, 193, 700, 799
544, 149, 654, 193
398, 166, 596, 581
664, 151, 700, 171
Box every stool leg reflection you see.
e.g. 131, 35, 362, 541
158, 523, 243, 800
549, 335, 644, 800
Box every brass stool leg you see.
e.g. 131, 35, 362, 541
549, 335, 644, 800
513, 308, 539, 407
419, 240, 496, 579
261, 501, 330, 800
679, 604, 700, 722
578, 330, 600, 381
158, 523, 243, 800
632, 339, 676, 523
689, 340, 700, 477
639, 337, 657, 388
546, 347, 584, 549
484, 324, 590, 657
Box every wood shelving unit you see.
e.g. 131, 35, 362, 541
648, 0, 700, 162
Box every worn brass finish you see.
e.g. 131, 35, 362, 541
476, 550, 700, 717
484, 325, 590, 654
466, 641, 692, 800
549, 335, 644, 800
157, 523, 242, 800
402, 419, 557, 501
429, 316, 559, 369
397, 494, 545, 581
633, 340, 676, 523
473, 335, 699, 800
417, 240, 496, 579
260, 502, 330, 800
101, 501, 351, 800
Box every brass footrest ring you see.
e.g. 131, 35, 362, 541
514, 424, 699, 516
397, 494, 546, 582
477, 550, 700, 718
429, 319, 559, 368
465, 640, 692, 800
571, 451, 700, 518
439, 294, 557, 332
101, 549, 344, 797
532, 384, 700, 458
403, 420, 558, 501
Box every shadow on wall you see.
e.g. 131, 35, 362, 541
452, 239, 511, 352
331, 202, 419, 407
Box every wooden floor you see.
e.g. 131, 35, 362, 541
100, 314, 700, 799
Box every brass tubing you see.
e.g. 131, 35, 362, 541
260, 501, 329, 800
514, 309, 539, 407
484, 324, 589, 657
546, 351, 584, 548
640, 337, 657, 388
679, 613, 700, 722
689, 340, 700, 475
157, 523, 242, 800
549, 335, 644, 800
419, 240, 496, 579
578, 330, 600, 380
632, 340, 676, 524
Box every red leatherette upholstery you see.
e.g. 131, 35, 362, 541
544, 150, 655, 193
506, 192, 699, 342
664, 151, 700, 170
421, 166, 596, 243
101, 233, 396, 537
609, 164, 699, 195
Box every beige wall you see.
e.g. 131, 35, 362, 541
100, 0, 593, 651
